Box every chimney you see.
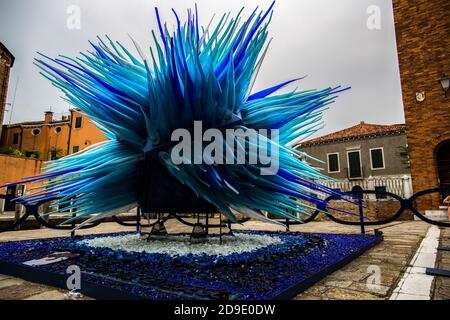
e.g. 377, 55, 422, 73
360, 121, 365, 125
44, 111, 54, 123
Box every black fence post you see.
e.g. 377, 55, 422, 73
205, 213, 209, 236
136, 206, 141, 233
71, 211, 76, 238
352, 186, 365, 234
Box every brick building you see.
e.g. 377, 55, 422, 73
0, 109, 107, 161
0, 43, 15, 140
393, 0, 450, 210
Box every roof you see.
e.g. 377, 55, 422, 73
0, 42, 15, 67
298, 122, 406, 147
4, 120, 70, 129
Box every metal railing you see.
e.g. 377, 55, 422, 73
0, 186, 449, 236
284, 186, 450, 232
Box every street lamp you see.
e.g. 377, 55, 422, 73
438, 74, 450, 97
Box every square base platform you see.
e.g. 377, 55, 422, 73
0, 231, 382, 300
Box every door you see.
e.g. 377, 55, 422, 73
4, 185, 25, 212
436, 140, 450, 198
347, 151, 362, 179
4, 186, 17, 211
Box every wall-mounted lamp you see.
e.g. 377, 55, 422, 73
438, 74, 450, 97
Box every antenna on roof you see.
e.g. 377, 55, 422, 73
7, 76, 19, 124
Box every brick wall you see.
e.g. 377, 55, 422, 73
325, 199, 413, 222
392, 0, 450, 210
267, 195, 413, 222
288, 198, 413, 223
0, 46, 14, 141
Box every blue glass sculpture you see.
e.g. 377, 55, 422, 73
6, 2, 350, 225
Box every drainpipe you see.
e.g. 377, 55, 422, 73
19, 126, 23, 151
67, 111, 73, 155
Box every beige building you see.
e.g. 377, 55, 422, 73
1, 109, 107, 161
0, 109, 107, 213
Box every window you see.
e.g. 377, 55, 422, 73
72, 146, 80, 153
55, 126, 62, 134
370, 148, 385, 170
12, 133, 19, 145
31, 128, 41, 136
327, 153, 340, 173
74, 117, 82, 129
25, 151, 39, 159
50, 150, 59, 160
347, 150, 362, 179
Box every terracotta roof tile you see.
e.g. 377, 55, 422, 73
298, 122, 406, 146
4, 120, 70, 128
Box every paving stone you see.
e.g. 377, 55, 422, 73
302, 285, 328, 296
392, 278, 404, 293
0, 274, 10, 281
348, 282, 391, 297
324, 288, 381, 300
0, 278, 25, 289
420, 242, 439, 253
369, 248, 412, 257
325, 270, 369, 282
433, 283, 450, 300
24, 290, 69, 300
294, 294, 322, 300
430, 228, 450, 300
399, 274, 433, 295
389, 293, 398, 300
350, 258, 384, 267
413, 252, 437, 268
396, 293, 429, 300
354, 264, 401, 274
379, 258, 409, 268
323, 280, 353, 289
363, 270, 403, 287
407, 266, 426, 274
0, 284, 51, 300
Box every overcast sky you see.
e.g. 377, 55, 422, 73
0, 0, 405, 137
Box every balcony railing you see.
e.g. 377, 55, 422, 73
315, 175, 413, 199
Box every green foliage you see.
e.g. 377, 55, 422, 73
11, 149, 26, 158
0, 146, 26, 158
50, 148, 64, 160
25, 151, 40, 159
0, 147, 42, 159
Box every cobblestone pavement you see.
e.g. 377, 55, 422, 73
0, 220, 434, 300
431, 228, 450, 300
